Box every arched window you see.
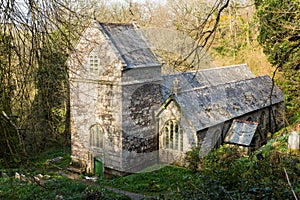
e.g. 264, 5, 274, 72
90, 124, 104, 148
163, 120, 183, 151
88, 51, 100, 75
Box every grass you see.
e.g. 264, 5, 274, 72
100, 165, 194, 195
0, 147, 129, 200
1, 176, 85, 200
0, 175, 129, 200
99, 130, 300, 199
1, 127, 300, 199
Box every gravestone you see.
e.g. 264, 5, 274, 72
288, 131, 299, 150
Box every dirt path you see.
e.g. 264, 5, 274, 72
58, 171, 155, 200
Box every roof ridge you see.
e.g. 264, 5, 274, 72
98, 21, 133, 26
162, 64, 249, 77
176, 75, 270, 94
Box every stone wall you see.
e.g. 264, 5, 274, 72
70, 79, 123, 172
121, 66, 162, 172
158, 99, 197, 164
197, 104, 286, 156
199, 124, 223, 157
159, 100, 286, 160
68, 22, 125, 173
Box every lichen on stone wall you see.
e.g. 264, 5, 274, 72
128, 83, 161, 127
122, 135, 156, 153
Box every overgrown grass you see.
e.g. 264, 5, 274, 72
100, 165, 194, 195
1, 175, 84, 199
100, 131, 300, 199
0, 147, 129, 200
2, 130, 300, 199
0, 175, 128, 200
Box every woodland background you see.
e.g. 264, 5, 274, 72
0, 0, 299, 167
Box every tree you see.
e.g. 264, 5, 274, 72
0, 0, 231, 166
147, 0, 230, 72
31, 38, 69, 151
255, 0, 300, 122
0, 33, 26, 166
0, 0, 82, 165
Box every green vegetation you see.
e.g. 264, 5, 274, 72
0, 148, 128, 200
1, 127, 300, 199
96, 126, 300, 199
209, 0, 299, 123
100, 143, 300, 199
1, 0, 299, 170
0, 175, 129, 200
255, 0, 300, 122
100, 165, 193, 195
0, 0, 299, 199
1, 176, 84, 200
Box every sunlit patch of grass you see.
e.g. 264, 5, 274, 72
101, 165, 194, 195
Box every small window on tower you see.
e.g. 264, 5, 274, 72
89, 51, 100, 74
90, 124, 104, 148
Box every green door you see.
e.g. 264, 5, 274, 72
94, 157, 103, 175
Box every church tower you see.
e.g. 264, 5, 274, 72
67, 21, 162, 174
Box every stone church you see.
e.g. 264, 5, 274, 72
67, 20, 285, 175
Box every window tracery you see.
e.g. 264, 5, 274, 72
163, 120, 183, 151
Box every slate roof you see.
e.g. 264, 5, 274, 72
162, 64, 255, 101
98, 22, 160, 69
161, 65, 284, 131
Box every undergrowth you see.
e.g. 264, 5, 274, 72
100, 130, 300, 199
0, 175, 128, 200
0, 147, 128, 200
1, 130, 300, 199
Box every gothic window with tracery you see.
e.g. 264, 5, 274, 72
163, 120, 183, 151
